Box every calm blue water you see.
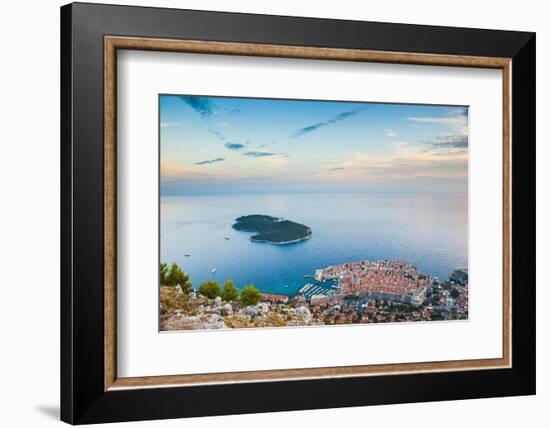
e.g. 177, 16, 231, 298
161, 193, 468, 296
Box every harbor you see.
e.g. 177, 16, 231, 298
298, 279, 339, 298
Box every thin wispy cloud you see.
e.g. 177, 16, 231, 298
161, 161, 195, 182
408, 115, 462, 126
407, 109, 468, 136
243, 151, 276, 157
194, 157, 225, 165
180, 96, 252, 151
210, 129, 226, 142
160, 121, 186, 128
224, 142, 246, 150
261, 156, 290, 167
426, 134, 468, 149
161, 161, 249, 187
291, 107, 366, 138
161, 161, 225, 181
385, 129, 397, 137
322, 144, 468, 185
180, 96, 216, 118
328, 167, 346, 171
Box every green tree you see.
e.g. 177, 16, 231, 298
199, 280, 222, 299
160, 262, 169, 285
167, 262, 192, 293
222, 280, 239, 301
239, 284, 262, 306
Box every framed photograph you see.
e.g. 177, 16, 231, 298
61, 2, 535, 424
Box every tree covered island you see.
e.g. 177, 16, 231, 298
232, 215, 312, 244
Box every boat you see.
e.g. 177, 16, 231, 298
224, 236, 230, 240
211, 267, 216, 273
184, 254, 191, 257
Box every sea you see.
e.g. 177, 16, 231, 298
160, 193, 468, 296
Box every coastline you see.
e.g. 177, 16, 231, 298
250, 230, 312, 245
163, 199, 467, 294
160, 261, 468, 331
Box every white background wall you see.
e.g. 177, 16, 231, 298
0, 0, 546, 426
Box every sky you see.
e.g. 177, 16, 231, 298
160, 95, 468, 196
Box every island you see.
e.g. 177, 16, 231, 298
232, 214, 312, 244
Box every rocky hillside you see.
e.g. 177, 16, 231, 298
160, 285, 317, 331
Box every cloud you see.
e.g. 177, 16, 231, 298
385, 129, 397, 137
407, 109, 468, 136
392, 141, 410, 148
160, 121, 186, 128
427, 134, 468, 149
319, 141, 468, 185
291, 107, 366, 138
243, 151, 276, 157
194, 157, 225, 165
224, 142, 246, 150
160, 161, 249, 187
261, 156, 290, 167
408, 116, 461, 126
240, 150, 289, 167
210, 129, 226, 142
161, 162, 196, 182
178, 96, 252, 150
180, 96, 216, 118
407, 110, 468, 153
162, 161, 226, 181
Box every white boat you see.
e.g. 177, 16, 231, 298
211, 267, 216, 273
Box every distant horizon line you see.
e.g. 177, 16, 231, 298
160, 189, 468, 197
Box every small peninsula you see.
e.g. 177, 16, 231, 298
233, 215, 312, 244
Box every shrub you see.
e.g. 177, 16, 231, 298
199, 280, 222, 299
161, 262, 192, 293
222, 280, 239, 301
239, 284, 262, 306
160, 262, 169, 285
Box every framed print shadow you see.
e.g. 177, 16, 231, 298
60, 2, 535, 425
